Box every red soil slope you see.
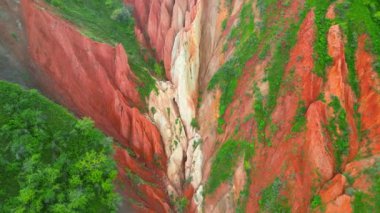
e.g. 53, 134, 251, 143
21, 0, 171, 211
17, 0, 380, 212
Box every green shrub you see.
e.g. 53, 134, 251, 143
222, 18, 228, 30
259, 178, 290, 213
310, 195, 322, 209
110, 6, 132, 22
352, 161, 380, 212
308, 0, 334, 78
173, 197, 188, 213
327, 96, 350, 172
0, 81, 119, 212
208, 2, 258, 131
205, 140, 254, 194
191, 118, 200, 130
291, 101, 307, 133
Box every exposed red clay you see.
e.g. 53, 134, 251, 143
21, 0, 170, 211
356, 35, 380, 154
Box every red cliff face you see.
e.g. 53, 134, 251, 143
21, 0, 170, 211
125, 0, 198, 78
356, 35, 380, 154
15, 0, 380, 212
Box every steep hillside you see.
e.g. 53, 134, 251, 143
1, 0, 379, 212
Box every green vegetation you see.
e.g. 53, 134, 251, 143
208, 1, 258, 132
327, 96, 350, 172
211, 0, 316, 139
0, 81, 119, 212
291, 101, 307, 133
263, 6, 310, 132
309, 0, 334, 78
253, 83, 268, 143
236, 142, 255, 213
310, 195, 322, 209
125, 168, 154, 187
45, 0, 161, 99
191, 118, 200, 130
335, 0, 380, 90
352, 161, 380, 212
173, 197, 188, 213
222, 18, 228, 30
205, 139, 254, 194
259, 178, 290, 213
253, 2, 312, 144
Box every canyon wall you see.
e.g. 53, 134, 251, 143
14, 0, 380, 212
21, 0, 171, 211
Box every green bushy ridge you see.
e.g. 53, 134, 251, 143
352, 161, 380, 212
327, 96, 350, 172
205, 139, 254, 195
334, 0, 380, 142
259, 178, 290, 213
208, 1, 258, 133
310, 195, 322, 209
309, 0, 334, 78
291, 101, 307, 133
0, 81, 119, 212
254, 1, 314, 145
45, 0, 162, 99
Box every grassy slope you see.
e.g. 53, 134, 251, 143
45, 0, 163, 99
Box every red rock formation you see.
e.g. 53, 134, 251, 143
125, 0, 198, 78
14, 0, 380, 212
320, 174, 347, 203
356, 35, 380, 154
21, 0, 170, 211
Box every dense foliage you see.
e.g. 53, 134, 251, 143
0, 81, 119, 212
45, 0, 163, 99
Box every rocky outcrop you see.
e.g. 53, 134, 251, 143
125, 0, 198, 78
147, 0, 204, 209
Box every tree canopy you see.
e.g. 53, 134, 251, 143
0, 81, 119, 212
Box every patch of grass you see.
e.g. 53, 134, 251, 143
254, 3, 311, 145
259, 178, 290, 213
336, 0, 380, 76
326, 96, 350, 172
352, 161, 380, 212
259, 44, 270, 60
172, 196, 188, 213
205, 139, 254, 194
264, 5, 311, 119
253, 83, 268, 144
310, 195, 322, 209
309, 0, 334, 78
191, 118, 200, 130
222, 18, 228, 30
291, 101, 307, 133
209, 2, 258, 132
236, 140, 255, 213
45, 0, 161, 99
